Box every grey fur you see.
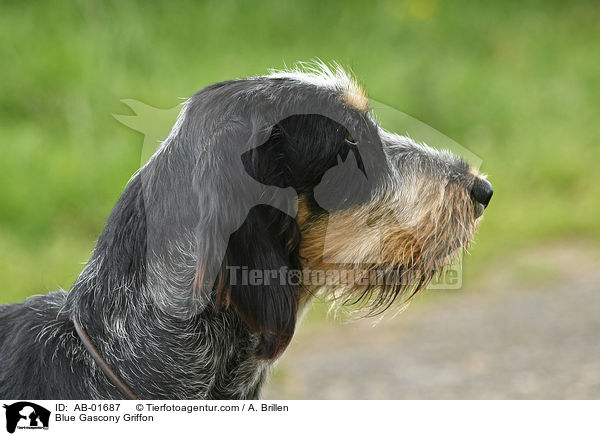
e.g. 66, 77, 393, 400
0, 65, 490, 399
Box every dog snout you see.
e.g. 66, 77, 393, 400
470, 177, 493, 208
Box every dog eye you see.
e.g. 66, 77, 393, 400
345, 134, 358, 145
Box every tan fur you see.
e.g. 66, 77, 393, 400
298, 177, 480, 312
342, 85, 369, 112
296, 195, 312, 228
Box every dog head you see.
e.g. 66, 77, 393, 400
138, 63, 492, 359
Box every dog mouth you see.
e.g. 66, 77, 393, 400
414, 204, 480, 276
473, 202, 485, 219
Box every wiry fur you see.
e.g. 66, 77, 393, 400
0, 64, 491, 399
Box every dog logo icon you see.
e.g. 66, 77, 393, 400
3, 402, 50, 434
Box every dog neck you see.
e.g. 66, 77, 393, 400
64, 176, 270, 399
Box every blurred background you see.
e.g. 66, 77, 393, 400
1, 0, 598, 398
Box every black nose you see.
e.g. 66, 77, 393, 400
471, 178, 493, 208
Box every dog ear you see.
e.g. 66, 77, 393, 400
212, 119, 302, 360
183, 90, 298, 313
217, 205, 301, 360
181, 92, 300, 358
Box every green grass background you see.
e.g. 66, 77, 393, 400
1, 0, 599, 304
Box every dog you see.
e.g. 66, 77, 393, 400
0, 63, 492, 399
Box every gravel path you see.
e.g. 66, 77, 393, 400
263, 253, 600, 399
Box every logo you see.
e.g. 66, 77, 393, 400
2, 402, 50, 434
